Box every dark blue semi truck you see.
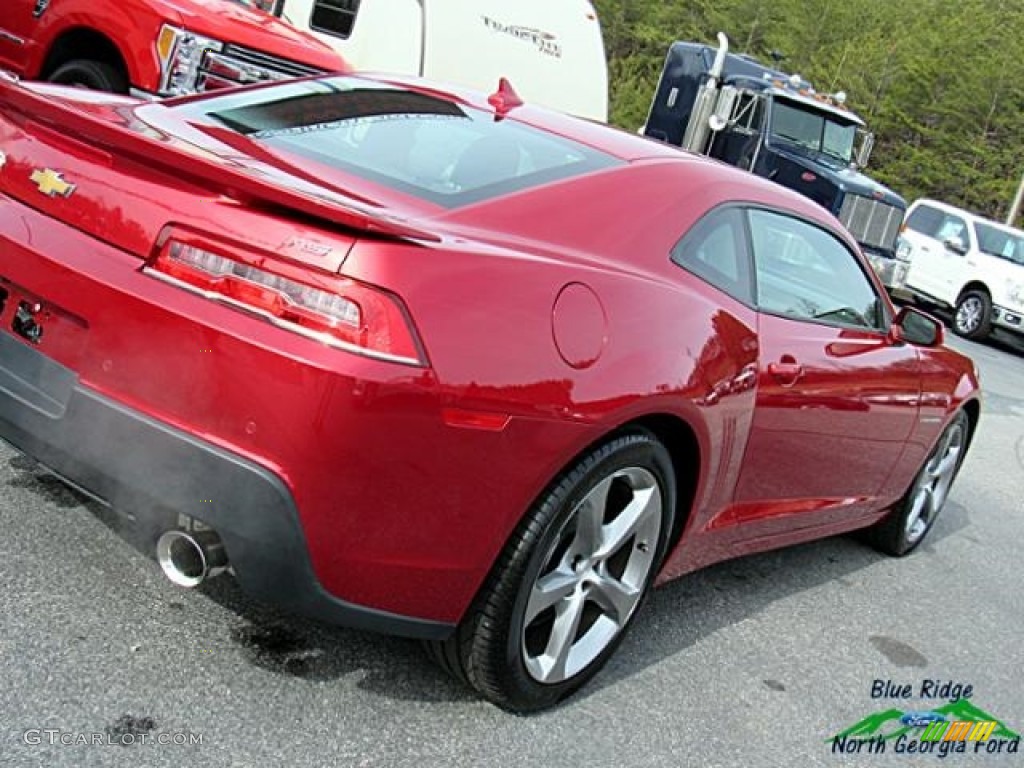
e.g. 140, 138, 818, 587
644, 33, 909, 292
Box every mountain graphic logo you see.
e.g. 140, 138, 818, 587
830, 699, 1021, 742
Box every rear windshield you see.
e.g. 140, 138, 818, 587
189, 78, 619, 208
973, 221, 1024, 265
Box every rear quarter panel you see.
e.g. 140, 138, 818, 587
342, 160, 787, 589
881, 344, 980, 501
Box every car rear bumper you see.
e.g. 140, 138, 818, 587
0, 333, 453, 639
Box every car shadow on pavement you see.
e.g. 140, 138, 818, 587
196, 577, 479, 704
4, 450, 977, 712
189, 497, 971, 711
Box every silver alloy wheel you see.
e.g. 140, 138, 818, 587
904, 420, 965, 544
521, 466, 663, 684
955, 296, 983, 334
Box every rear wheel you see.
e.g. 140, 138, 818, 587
48, 60, 128, 93
428, 431, 676, 712
868, 411, 968, 556
953, 290, 992, 340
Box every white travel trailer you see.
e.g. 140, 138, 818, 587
241, 0, 609, 120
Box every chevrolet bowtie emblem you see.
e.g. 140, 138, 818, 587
30, 168, 76, 198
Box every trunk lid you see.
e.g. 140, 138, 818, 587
0, 79, 439, 272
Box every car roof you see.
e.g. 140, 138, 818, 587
350, 72, 853, 231
152, 72, 852, 258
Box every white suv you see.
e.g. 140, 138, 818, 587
899, 199, 1024, 340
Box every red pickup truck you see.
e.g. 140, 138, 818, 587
0, 0, 346, 96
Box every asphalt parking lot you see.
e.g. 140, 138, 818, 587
2, 332, 1022, 768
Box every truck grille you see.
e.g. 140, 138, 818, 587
198, 45, 328, 92
838, 194, 903, 252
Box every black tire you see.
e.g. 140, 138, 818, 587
953, 290, 992, 340
427, 431, 676, 712
47, 60, 128, 93
868, 410, 969, 556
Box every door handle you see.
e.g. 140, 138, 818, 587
768, 360, 804, 384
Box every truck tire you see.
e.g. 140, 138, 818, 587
953, 290, 992, 340
48, 60, 128, 93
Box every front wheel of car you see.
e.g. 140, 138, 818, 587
868, 410, 969, 556
953, 290, 992, 340
427, 431, 676, 712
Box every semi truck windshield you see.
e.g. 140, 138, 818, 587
770, 98, 857, 164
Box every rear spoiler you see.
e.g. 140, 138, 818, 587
0, 72, 441, 243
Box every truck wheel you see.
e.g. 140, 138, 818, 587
48, 60, 128, 93
953, 290, 992, 340
426, 431, 676, 712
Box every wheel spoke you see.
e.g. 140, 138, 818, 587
589, 573, 641, 626
595, 486, 659, 560
521, 461, 665, 686
957, 299, 980, 331
571, 476, 613, 558
929, 450, 960, 481
905, 484, 931, 537
524, 568, 578, 625
543, 592, 587, 682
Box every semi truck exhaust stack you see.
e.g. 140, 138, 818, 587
682, 32, 730, 154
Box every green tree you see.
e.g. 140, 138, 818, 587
592, 0, 1024, 223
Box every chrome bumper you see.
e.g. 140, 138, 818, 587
864, 251, 911, 298
992, 304, 1024, 334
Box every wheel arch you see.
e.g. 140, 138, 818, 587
957, 280, 992, 304
960, 397, 981, 452
39, 27, 131, 83
612, 412, 702, 558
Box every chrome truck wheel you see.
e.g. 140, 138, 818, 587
953, 291, 992, 340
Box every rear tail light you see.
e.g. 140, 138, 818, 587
145, 231, 426, 366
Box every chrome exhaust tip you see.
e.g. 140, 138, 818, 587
156, 529, 228, 588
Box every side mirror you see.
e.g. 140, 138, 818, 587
943, 235, 968, 255
892, 306, 944, 347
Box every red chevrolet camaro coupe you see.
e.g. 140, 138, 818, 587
0, 71, 979, 711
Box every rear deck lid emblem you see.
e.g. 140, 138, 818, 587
30, 168, 75, 198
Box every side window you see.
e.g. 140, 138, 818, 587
731, 92, 764, 133
671, 208, 754, 305
935, 214, 967, 243
904, 205, 943, 236
748, 209, 886, 331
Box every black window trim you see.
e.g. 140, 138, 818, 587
668, 201, 893, 334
